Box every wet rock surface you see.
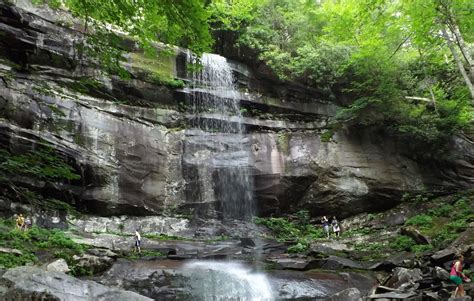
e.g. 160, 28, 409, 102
327, 287, 361, 301
0, 2, 472, 221
95, 259, 377, 300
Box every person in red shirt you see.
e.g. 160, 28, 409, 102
450, 254, 471, 297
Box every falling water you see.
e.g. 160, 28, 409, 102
184, 53, 271, 301
187, 53, 254, 220
184, 261, 273, 301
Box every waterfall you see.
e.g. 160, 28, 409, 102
184, 261, 273, 301
183, 54, 273, 301
187, 53, 254, 220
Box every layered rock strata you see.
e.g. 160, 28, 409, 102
0, 1, 473, 221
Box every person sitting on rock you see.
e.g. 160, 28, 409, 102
16, 213, 25, 230
134, 229, 141, 254
321, 216, 330, 239
450, 254, 471, 297
331, 216, 340, 238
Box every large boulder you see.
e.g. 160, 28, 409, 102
385, 267, 423, 290
432, 266, 450, 281
0, 266, 152, 300
401, 226, 431, 245
45, 259, 70, 273
72, 254, 115, 274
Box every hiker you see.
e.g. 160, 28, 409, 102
23, 216, 32, 231
16, 213, 25, 230
134, 229, 141, 254
332, 216, 341, 238
321, 216, 330, 239
450, 254, 471, 297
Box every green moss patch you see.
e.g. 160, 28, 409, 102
130, 52, 183, 89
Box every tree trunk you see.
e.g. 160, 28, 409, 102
441, 27, 474, 102
447, 22, 474, 79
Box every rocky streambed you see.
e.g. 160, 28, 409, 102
1, 220, 473, 301
1, 191, 474, 300
94, 258, 376, 300
0, 246, 377, 301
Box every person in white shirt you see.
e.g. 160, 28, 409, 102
134, 229, 141, 254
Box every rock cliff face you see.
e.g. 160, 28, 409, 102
0, 1, 473, 220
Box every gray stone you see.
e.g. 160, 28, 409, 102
262, 241, 288, 255
86, 248, 119, 259
327, 287, 361, 301
366, 291, 420, 300
466, 282, 474, 298
45, 258, 70, 273
68, 215, 192, 238
448, 297, 472, 301
69, 231, 246, 259
401, 227, 431, 245
268, 257, 311, 271
432, 248, 457, 264
424, 291, 442, 300
432, 266, 450, 281
311, 241, 353, 255
0, 247, 22, 256
311, 256, 364, 270
0, 266, 152, 300
72, 254, 115, 274
240, 237, 256, 248
385, 268, 423, 290
367, 262, 397, 272
385, 252, 416, 268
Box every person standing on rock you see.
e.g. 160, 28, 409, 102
321, 216, 330, 239
16, 213, 25, 230
450, 254, 470, 297
134, 229, 141, 254
331, 216, 341, 238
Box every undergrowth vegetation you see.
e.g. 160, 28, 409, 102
257, 192, 473, 259
255, 210, 324, 253
0, 218, 86, 275
351, 192, 473, 260
403, 196, 473, 249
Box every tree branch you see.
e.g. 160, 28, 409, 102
389, 34, 412, 59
